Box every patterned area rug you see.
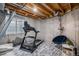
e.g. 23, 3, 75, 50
2, 42, 66, 56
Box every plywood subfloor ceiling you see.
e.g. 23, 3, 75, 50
5, 3, 79, 20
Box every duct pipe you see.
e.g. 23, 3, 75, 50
0, 3, 5, 11
0, 11, 15, 40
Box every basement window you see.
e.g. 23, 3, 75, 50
6, 17, 24, 35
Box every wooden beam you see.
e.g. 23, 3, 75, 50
38, 3, 54, 16
5, 4, 30, 16
25, 3, 47, 17
5, 3, 46, 19
58, 3, 72, 13
69, 3, 71, 11
71, 3, 79, 10
31, 3, 52, 17
46, 3, 64, 16
41, 3, 54, 17
5, 4, 34, 19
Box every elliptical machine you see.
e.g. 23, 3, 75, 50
20, 21, 44, 53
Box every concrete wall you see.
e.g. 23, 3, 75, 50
33, 9, 79, 45
62, 9, 79, 54
32, 17, 60, 45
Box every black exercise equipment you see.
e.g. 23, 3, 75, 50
52, 35, 68, 44
20, 21, 44, 53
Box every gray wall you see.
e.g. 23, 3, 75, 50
62, 9, 79, 54
34, 9, 79, 45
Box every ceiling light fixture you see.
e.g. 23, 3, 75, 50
33, 7, 38, 12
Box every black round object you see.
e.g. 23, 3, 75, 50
52, 35, 68, 44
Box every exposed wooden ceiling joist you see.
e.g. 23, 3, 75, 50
32, 3, 53, 17
5, 3, 79, 20
5, 3, 46, 19
41, 3, 55, 16
46, 3, 64, 16
25, 3, 47, 17
71, 3, 79, 10
58, 3, 71, 13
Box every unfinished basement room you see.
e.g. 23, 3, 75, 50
0, 3, 79, 56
